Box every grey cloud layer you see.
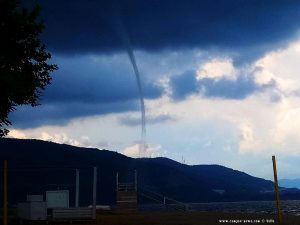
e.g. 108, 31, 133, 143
119, 114, 176, 126
12, 0, 300, 129
170, 71, 276, 100
9, 53, 278, 129
10, 55, 163, 128
10, 101, 137, 128
43, 56, 162, 104
26, 0, 300, 64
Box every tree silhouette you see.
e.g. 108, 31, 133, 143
0, 0, 57, 137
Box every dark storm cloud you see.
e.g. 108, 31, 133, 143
10, 101, 138, 129
170, 71, 276, 100
10, 101, 139, 128
9, 55, 163, 128
170, 71, 198, 100
42, 56, 162, 104
13, 0, 299, 129
26, 0, 300, 63
199, 75, 275, 99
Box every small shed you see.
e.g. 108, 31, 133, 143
18, 195, 47, 221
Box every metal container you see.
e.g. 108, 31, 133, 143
46, 190, 69, 208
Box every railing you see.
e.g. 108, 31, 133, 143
117, 182, 136, 191
139, 185, 189, 212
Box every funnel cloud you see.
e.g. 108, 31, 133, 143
115, 18, 146, 156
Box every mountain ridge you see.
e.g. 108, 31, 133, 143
280, 178, 300, 189
1, 138, 300, 206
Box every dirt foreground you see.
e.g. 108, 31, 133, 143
4, 210, 300, 225
95, 211, 300, 225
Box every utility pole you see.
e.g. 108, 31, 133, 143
116, 172, 119, 191
92, 167, 97, 220
134, 170, 137, 191
75, 169, 79, 207
272, 155, 282, 224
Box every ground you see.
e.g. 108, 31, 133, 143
3, 209, 300, 225
96, 211, 299, 225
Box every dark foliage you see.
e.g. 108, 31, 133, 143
0, 0, 57, 136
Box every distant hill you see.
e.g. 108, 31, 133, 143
1, 138, 300, 207
280, 179, 300, 189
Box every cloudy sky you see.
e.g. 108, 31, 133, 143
8, 0, 300, 179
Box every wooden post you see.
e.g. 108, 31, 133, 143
92, 167, 97, 220
3, 160, 8, 225
272, 155, 282, 224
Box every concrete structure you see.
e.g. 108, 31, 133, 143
17, 195, 47, 221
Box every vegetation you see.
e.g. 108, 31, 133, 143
0, 0, 57, 136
